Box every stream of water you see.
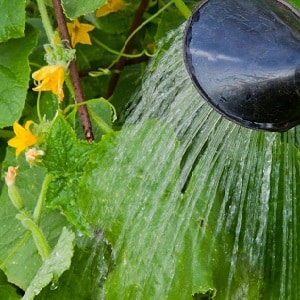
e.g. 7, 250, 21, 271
85, 25, 300, 299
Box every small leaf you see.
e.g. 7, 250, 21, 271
43, 114, 98, 232
0, 25, 38, 128
75, 99, 115, 141
61, 0, 106, 19
0, 0, 25, 42
22, 227, 75, 300
35, 234, 114, 300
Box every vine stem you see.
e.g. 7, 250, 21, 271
16, 213, 51, 261
36, 0, 55, 42
37, 91, 43, 122
51, 0, 94, 141
33, 174, 53, 224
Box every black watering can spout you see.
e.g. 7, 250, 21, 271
184, 0, 300, 132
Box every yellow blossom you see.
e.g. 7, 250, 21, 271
96, 0, 125, 17
8, 121, 38, 157
25, 148, 45, 165
5, 166, 18, 187
32, 65, 65, 102
67, 19, 95, 48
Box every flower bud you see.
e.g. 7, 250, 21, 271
5, 166, 24, 210
5, 166, 18, 187
25, 148, 45, 165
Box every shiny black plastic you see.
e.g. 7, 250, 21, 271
184, 0, 300, 131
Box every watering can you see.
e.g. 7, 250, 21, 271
184, 0, 300, 131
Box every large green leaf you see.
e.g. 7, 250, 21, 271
0, 25, 38, 128
79, 118, 300, 299
261, 141, 300, 299
79, 120, 221, 299
61, 0, 106, 19
0, 0, 25, 42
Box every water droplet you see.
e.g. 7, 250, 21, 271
50, 281, 59, 290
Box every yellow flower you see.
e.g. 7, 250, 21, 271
67, 19, 95, 48
32, 65, 65, 102
8, 121, 38, 157
96, 0, 125, 17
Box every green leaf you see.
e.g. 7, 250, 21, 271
0, 269, 21, 300
94, 11, 132, 35
43, 114, 98, 232
61, 0, 106, 19
0, 25, 38, 128
0, 0, 25, 42
287, 0, 300, 11
260, 141, 300, 299
22, 227, 75, 300
78, 120, 220, 299
75, 99, 115, 141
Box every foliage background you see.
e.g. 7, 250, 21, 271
0, 0, 300, 299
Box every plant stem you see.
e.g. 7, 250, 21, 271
78, 54, 150, 78
173, 0, 191, 19
37, 91, 42, 122
65, 75, 76, 99
16, 212, 51, 261
92, 36, 151, 58
36, 0, 55, 42
33, 174, 53, 224
51, 0, 94, 141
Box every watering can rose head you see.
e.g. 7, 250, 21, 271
184, 0, 300, 132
